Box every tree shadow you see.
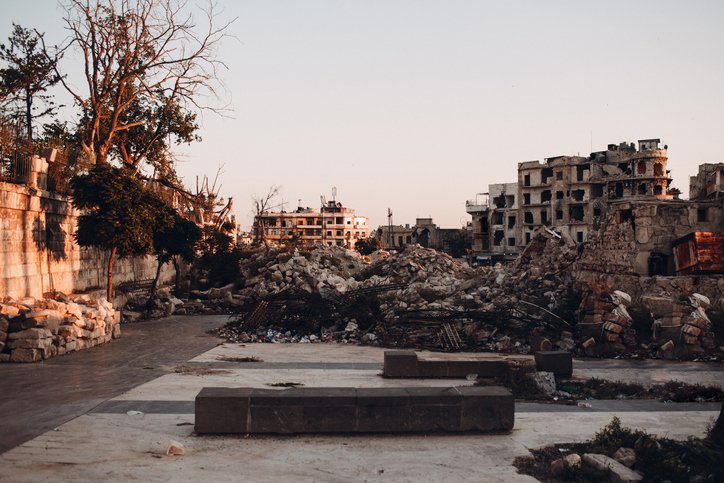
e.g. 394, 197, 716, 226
32, 214, 67, 262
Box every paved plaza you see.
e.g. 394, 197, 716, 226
1, 316, 721, 482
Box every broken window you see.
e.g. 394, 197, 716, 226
619, 209, 633, 223
576, 231, 584, 243
571, 189, 585, 201
508, 215, 516, 229
615, 183, 624, 198
653, 185, 663, 195
697, 208, 708, 222
406, 235, 412, 244
492, 212, 503, 224
541, 190, 552, 203
336, 230, 342, 236
541, 210, 549, 224
556, 210, 563, 220
576, 165, 589, 181
493, 230, 504, 246
569, 206, 584, 221
336, 217, 344, 224
591, 185, 604, 198
523, 193, 531, 205
523, 174, 531, 186
507, 237, 516, 246
541, 168, 553, 184
493, 195, 506, 209
481, 219, 489, 233
638, 183, 648, 195
326, 230, 332, 236
524, 211, 534, 224
306, 218, 315, 225
637, 160, 647, 175
398, 236, 403, 245
654, 163, 664, 176
556, 191, 564, 200
593, 207, 601, 217
505, 195, 515, 207
618, 162, 630, 174
555, 171, 563, 180
525, 232, 531, 244
648, 253, 668, 276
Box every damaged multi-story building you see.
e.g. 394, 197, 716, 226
255, 198, 370, 249
376, 217, 472, 257
467, 139, 723, 274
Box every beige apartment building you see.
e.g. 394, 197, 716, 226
255, 199, 370, 249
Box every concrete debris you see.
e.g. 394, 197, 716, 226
0, 293, 120, 363
582, 453, 643, 482
165, 440, 185, 456
612, 447, 636, 468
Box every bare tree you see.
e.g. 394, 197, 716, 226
46, 0, 234, 166
252, 185, 280, 247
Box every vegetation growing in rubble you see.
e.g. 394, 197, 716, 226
514, 416, 724, 482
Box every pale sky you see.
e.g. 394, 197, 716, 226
4, 1, 724, 229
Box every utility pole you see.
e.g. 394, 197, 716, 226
387, 208, 393, 249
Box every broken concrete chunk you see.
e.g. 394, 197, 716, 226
165, 440, 185, 456
582, 453, 643, 482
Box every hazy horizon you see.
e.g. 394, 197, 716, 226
3, 0, 723, 230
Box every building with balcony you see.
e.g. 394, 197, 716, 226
255, 199, 370, 249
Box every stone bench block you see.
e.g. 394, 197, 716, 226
384, 351, 509, 379
534, 351, 573, 377
195, 386, 514, 435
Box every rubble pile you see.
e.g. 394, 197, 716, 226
235, 246, 366, 301
578, 290, 636, 350
0, 294, 120, 363
216, 232, 584, 352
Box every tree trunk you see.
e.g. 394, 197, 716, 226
711, 403, 724, 448
106, 246, 117, 302
145, 257, 164, 314
172, 257, 181, 297
25, 92, 33, 142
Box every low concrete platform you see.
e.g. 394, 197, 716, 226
535, 350, 573, 376
195, 385, 514, 434
383, 350, 510, 378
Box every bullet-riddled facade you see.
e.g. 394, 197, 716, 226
466, 138, 721, 271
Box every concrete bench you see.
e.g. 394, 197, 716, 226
534, 351, 573, 377
195, 386, 514, 434
383, 350, 510, 379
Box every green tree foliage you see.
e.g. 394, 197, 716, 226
354, 237, 382, 256
0, 24, 59, 141
70, 163, 170, 300
196, 222, 242, 286
150, 209, 201, 298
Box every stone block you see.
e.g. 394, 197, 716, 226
382, 351, 418, 377
10, 348, 42, 363
195, 387, 251, 434
534, 351, 573, 377
195, 386, 513, 435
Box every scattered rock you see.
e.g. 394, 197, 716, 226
612, 447, 636, 468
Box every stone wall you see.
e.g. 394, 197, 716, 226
0, 180, 173, 302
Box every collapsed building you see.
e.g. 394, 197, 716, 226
466, 140, 723, 275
